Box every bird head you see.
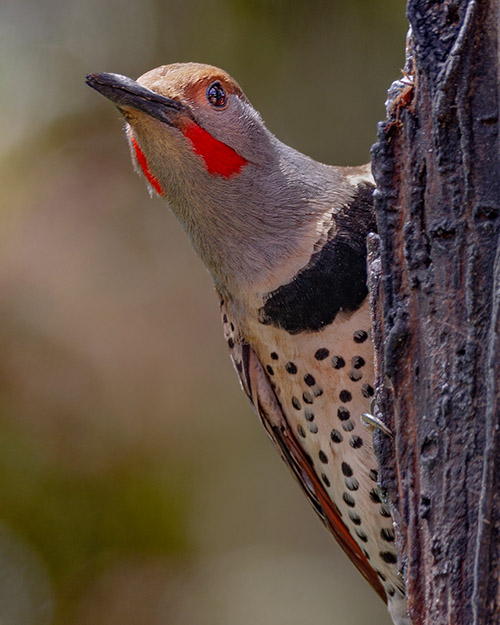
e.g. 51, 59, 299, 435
86, 63, 272, 195
86, 63, 348, 295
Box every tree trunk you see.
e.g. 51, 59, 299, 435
369, 1, 500, 624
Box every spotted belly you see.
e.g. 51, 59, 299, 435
248, 299, 404, 599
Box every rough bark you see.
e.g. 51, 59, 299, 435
369, 1, 500, 624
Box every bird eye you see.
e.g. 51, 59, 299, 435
207, 82, 227, 108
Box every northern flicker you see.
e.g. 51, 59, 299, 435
86, 63, 410, 625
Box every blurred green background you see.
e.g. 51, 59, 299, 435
0, 1, 407, 624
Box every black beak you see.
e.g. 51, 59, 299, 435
86, 72, 187, 126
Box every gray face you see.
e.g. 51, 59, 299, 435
86, 64, 272, 166
133, 63, 273, 165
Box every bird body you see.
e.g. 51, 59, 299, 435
86, 63, 410, 625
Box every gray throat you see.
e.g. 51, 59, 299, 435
163, 137, 354, 298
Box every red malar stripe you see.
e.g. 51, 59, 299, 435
131, 137, 164, 195
182, 122, 247, 178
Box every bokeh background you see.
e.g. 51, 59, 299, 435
0, 1, 407, 624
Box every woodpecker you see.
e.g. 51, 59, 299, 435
86, 63, 410, 625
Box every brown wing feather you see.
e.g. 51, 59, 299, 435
220, 300, 387, 602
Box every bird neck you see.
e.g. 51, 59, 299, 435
164, 136, 357, 299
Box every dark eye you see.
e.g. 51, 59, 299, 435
207, 82, 227, 108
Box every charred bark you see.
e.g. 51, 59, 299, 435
369, 1, 500, 624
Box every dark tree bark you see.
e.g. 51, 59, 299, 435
369, 1, 500, 624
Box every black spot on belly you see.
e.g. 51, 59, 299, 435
343, 492, 356, 507
337, 407, 350, 421
341, 461, 353, 477
321, 473, 331, 487
380, 504, 392, 518
285, 361, 297, 374
318, 450, 328, 464
331, 429, 343, 443
353, 329, 368, 343
351, 356, 365, 369
302, 391, 313, 404
361, 383, 375, 398
345, 477, 359, 491
339, 389, 352, 403
342, 420, 355, 432
350, 435, 363, 449
349, 511, 361, 525
297, 424, 306, 438
331, 355, 345, 369
381, 528, 395, 542
380, 551, 398, 564
257, 184, 375, 334
304, 373, 316, 386
315, 348, 330, 360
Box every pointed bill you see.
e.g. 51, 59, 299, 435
86, 72, 187, 126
